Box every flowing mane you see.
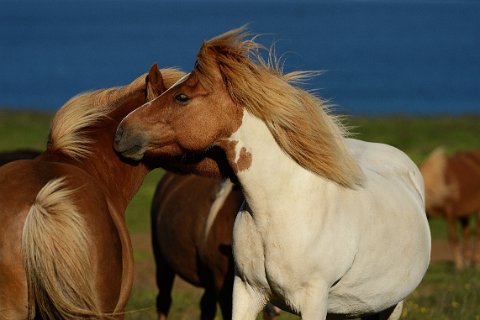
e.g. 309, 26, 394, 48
48, 68, 183, 159
193, 28, 364, 187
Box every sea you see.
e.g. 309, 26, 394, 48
1, 0, 479, 116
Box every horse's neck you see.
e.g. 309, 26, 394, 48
228, 112, 325, 218
80, 131, 149, 210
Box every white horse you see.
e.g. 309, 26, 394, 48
114, 28, 431, 319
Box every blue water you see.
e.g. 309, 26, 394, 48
1, 0, 479, 115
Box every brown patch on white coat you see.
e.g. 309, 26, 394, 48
217, 140, 253, 174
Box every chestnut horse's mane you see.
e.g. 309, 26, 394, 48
193, 27, 364, 187
48, 68, 184, 159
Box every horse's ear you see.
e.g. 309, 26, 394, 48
146, 64, 166, 100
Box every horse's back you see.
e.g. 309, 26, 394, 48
347, 138, 425, 200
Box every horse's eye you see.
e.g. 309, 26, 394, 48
175, 93, 190, 105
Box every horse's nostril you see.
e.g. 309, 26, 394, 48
114, 127, 124, 145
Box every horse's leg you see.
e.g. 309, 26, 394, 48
460, 216, 472, 267
295, 286, 328, 320
262, 302, 282, 320
360, 301, 403, 320
154, 255, 175, 320
447, 215, 463, 271
218, 293, 232, 320
231, 275, 267, 320
200, 287, 217, 320
218, 271, 233, 320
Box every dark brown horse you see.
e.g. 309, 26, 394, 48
152, 172, 281, 320
421, 147, 480, 270
152, 173, 239, 320
0, 65, 183, 319
0, 149, 40, 166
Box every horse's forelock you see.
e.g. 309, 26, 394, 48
193, 27, 257, 88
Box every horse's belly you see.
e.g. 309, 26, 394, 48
327, 216, 430, 315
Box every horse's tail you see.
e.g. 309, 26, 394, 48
21, 178, 101, 319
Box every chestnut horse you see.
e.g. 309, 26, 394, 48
152, 172, 281, 320
115, 28, 430, 320
0, 65, 183, 319
421, 147, 480, 270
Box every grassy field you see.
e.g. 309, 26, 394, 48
1, 109, 480, 319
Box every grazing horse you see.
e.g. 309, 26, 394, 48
0, 149, 40, 166
114, 28, 431, 320
151, 172, 281, 320
0, 65, 183, 319
421, 147, 480, 270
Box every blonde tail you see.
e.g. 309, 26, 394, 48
21, 178, 101, 319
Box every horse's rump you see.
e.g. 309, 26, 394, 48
21, 177, 101, 319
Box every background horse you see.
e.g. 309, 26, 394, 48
115, 28, 430, 320
0, 65, 183, 319
0, 149, 40, 166
152, 172, 280, 320
421, 147, 480, 270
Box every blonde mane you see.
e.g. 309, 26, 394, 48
48, 68, 184, 159
193, 28, 364, 187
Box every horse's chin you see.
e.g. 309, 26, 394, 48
117, 145, 147, 162
123, 152, 144, 162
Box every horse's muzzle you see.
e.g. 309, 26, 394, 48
113, 125, 147, 161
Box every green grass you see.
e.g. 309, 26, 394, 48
2, 109, 480, 319
0, 109, 52, 151
403, 263, 480, 320
125, 168, 165, 233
